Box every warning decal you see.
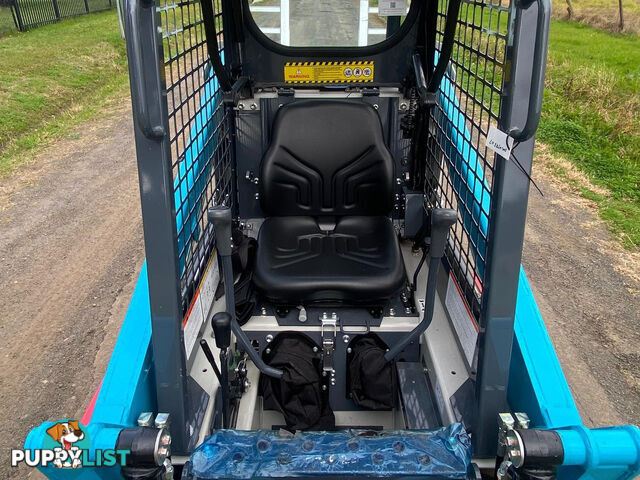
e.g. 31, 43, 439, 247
284, 61, 374, 84
182, 251, 220, 359
445, 272, 479, 368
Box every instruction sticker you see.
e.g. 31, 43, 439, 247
445, 272, 479, 367
284, 61, 374, 84
378, 0, 408, 16
182, 251, 220, 358
486, 126, 515, 160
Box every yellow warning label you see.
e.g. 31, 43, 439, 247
284, 61, 374, 84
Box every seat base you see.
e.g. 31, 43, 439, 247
253, 216, 406, 305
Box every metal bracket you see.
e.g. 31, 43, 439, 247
223, 76, 252, 106
497, 412, 530, 471
320, 312, 338, 380
497, 412, 516, 456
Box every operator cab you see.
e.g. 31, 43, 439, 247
193, 0, 465, 441
124, 0, 546, 474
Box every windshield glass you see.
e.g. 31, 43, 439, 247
248, 0, 411, 47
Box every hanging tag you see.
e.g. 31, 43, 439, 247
378, 0, 408, 16
486, 126, 514, 160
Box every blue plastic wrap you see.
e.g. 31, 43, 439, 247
183, 424, 472, 479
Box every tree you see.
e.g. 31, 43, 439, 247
618, 0, 625, 31
565, 0, 574, 18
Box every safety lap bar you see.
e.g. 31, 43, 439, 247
385, 209, 457, 361
507, 0, 551, 142
208, 206, 284, 379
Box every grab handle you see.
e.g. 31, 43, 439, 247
124, 0, 165, 139
507, 0, 551, 142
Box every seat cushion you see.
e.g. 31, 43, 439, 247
253, 216, 406, 304
259, 100, 395, 217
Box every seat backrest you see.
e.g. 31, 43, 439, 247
260, 100, 394, 216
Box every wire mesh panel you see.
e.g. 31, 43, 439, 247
427, 0, 511, 320
158, 0, 232, 313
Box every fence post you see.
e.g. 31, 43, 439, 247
52, 0, 61, 20
12, 0, 25, 31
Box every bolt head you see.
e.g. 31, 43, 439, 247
389, 308, 396, 316
498, 413, 516, 429
261, 307, 267, 315
137, 412, 154, 427
505, 430, 524, 468
342, 335, 350, 344
161, 433, 171, 446
515, 412, 531, 429
157, 446, 170, 462
322, 385, 327, 391
250, 103, 257, 110
265, 348, 271, 355
347, 347, 352, 354
266, 334, 273, 343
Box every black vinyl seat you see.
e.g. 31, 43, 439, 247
253, 100, 406, 305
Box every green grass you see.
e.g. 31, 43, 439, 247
0, 9, 128, 177
538, 20, 640, 249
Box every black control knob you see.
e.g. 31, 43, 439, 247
207, 206, 232, 257
429, 208, 458, 259
211, 311, 232, 350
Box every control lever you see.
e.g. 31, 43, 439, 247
211, 312, 231, 428
207, 206, 284, 379
385, 209, 457, 361
199, 339, 223, 385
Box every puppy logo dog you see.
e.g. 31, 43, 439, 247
46, 421, 85, 468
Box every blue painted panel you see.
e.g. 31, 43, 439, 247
509, 267, 582, 428
24, 264, 155, 479
508, 268, 640, 479
90, 261, 156, 426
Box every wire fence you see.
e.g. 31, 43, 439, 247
0, 0, 113, 35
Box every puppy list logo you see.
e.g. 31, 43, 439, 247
11, 420, 129, 469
